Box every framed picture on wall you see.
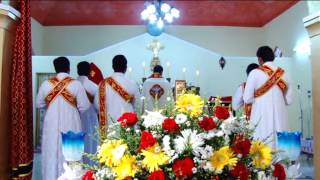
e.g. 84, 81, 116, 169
174, 80, 187, 98
274, 46, 283, 57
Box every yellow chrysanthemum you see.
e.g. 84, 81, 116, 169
141, 143, 170, 172
113, 155, 138, 180
97, 140, 127, 167
210, 146, 238, 173
249, 141, 272, 169
176, 93, 204, 117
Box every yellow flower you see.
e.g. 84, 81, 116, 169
210, 146, 238, 173
176, 94, 204, 117
113, 155, 138, 180
249, 141, 272, 169
141, 143, 170, 172
97, 140, 127, 167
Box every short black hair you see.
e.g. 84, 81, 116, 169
246, 63, 259, 76
53, 56, 70, 73
256, 46, 275, 62
112, 55, 127, 73
77, 61, 90, 76
153, 65, 163, 74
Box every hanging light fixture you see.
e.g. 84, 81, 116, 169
141, 0, 180, 30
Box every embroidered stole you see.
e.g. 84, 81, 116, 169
255, 65, 288, 97
45, 77, 77, 107
98, 77, 134, 136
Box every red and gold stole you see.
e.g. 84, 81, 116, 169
45, 77, 77, 108
98, 77, 134, 136
254, 65, 288, 97
242, 83, 252, 120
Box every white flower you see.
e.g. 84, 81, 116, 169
112, 144, 126, 160
192, 167, 197, 174
204, 129, 224, 140
142, 110, 166, 128
175, 113, 187, 124
174, 129, 204, 156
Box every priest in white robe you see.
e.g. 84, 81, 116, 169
142, 65, 172, 111
77, 61, 99, 165
243, 46, 293, 148
36, 57, 91, 180
94, 55, 140, 133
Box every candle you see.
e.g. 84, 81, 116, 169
142, 62, 146, 77
128, 67, 132, 77
196, 70, 200, 86
166, 61, 171, 77
182, 67, 186, 80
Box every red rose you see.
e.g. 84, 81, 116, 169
230, 162, 249, 180
211, 176, 220, 180
138, 131, 157, 151
172, 157, 195, 178
147, 170, 166, 180
117, 112, 138, 128
82, 170, 94, 180
214, 106, 230, 120
231, 135, 252, 156
198, 116, 217, 131
273, 163, 286, 180
162, 118, 179, 133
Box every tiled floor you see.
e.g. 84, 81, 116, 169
32, 153, 314, 180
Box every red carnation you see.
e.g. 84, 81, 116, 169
214, 106, 230, 120
198, 116, 217, 131
162, 118, 179, 133
138, 131, 157, 151
273, 163, 286, 180
147, 170, 166, 180
231, 162, 249, 180
172, 157, 195, 178
117, 112, 138, 128
82, 170, 94, 180
231, 135, 252, 156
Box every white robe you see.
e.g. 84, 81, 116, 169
36, 73, 91, 180
77, 76, 98, 165
142, 77, 172, 111
232, 84, 245, 111
94, 72, 140, 126
243, 62, 293, 148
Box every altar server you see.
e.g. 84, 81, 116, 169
77, 61, 99, 165
36, 57, 90, 180
143, 65, 172, 111
243, 46, 293, 148
95, 55, 140, 134
232, 63, 259, 118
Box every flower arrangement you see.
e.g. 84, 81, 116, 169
83, 94, 286, 180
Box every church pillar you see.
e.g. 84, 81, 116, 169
0, 3, 19, 179
304, 12, 320, 180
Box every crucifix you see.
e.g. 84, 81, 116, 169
147, 39, 164, 71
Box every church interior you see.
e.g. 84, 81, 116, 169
0, 0, 320, 179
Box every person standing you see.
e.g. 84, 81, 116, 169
232, 63, 259, 119
36, 57, 90, 180
243, 46, 293, 148
142, 65, 172, 111
95, 55, 140, 136
77, 61, 99, 165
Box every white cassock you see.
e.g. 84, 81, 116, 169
142, 77, 172, 111
94, 72, 140, 125
232, 83, 245, 111
77, 76, 98, 165
243, 62, 293, 148
36, 72, 90, 180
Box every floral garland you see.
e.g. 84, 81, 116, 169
82, 93, 286, 180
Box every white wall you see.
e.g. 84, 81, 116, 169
31, 18, 44, 55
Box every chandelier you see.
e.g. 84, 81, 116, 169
141, 0, 180, 30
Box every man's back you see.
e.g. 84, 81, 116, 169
243, 62, 293, 147
142, 78, 172, 111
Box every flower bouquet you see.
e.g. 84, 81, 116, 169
83, 93, 286, 180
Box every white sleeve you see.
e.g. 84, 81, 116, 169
36, 82, 48, 108
232, 86, 244, 111
132, 82, 141, 110
243, 71, 257, 104
75, 82, 91, 113
284, 75, 293, 105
